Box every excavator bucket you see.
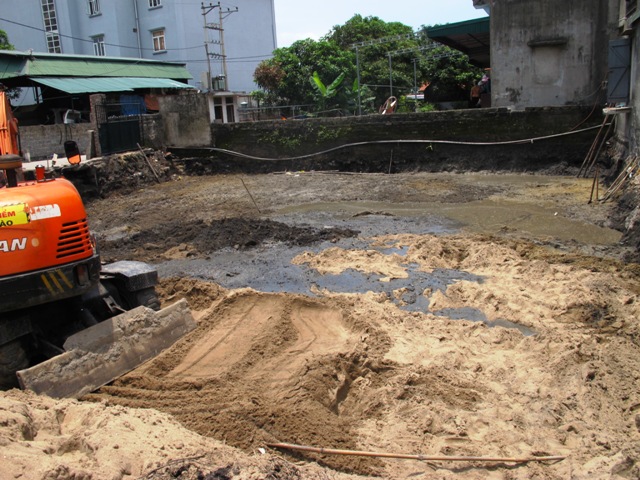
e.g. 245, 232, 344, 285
16, 299, 196, 399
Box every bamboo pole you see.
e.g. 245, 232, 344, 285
588, 165, 599, 204
600, 155, 639, 202
137, 144, 161, 183
241, 177, 261, 214
578, 115, 609, 178
266, 442, 566, 464
582, 116, 615, 178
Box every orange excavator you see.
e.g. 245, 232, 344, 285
0, 91, 195, 398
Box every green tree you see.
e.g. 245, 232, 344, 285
0, 30, 20, 100
324, 14, 412, 48
414, 27, 483, 104
325, 15, 419, 110
0, 30, 14, 50
254, 39, 355, 113
253, 16, 481, 115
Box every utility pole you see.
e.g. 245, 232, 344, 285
412, 58, 418, 111
388, 53, 393, 98
201, 2, 238, 91
355, 46, 362, 116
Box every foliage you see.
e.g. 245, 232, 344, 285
253, 62, 284, 93
253, 15, 482, 115
0, 30, 20, 101
258, 128, 302, 151
0, 30, 14, 50
324, 14, 413, 48
253, 39, 355, 112
310, 71, 345, 112
416, 102, 437, 113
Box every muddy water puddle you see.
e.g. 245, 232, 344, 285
158, 207, 546, 334
439, 199, 621, 244
278, 198, 621, 245
158, 178, 619, 335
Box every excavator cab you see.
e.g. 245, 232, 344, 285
0, 91, 195, 397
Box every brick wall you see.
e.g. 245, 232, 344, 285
19, 123, 94, 161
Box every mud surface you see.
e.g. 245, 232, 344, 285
2, 155, 640, 480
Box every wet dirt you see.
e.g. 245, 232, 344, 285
2, 158, 640, 480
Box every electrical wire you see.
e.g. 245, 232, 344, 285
0, 16, 273, 60
182, 124, 605, 162
0, 17, 201, 52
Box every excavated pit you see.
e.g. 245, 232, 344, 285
2, 152, 640, 479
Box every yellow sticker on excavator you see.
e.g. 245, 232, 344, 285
0, 203, 30, 227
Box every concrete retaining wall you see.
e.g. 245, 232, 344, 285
20, 102, 605, 175
188, 106, 603, 173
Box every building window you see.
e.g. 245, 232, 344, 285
152, 29, 165, 52
93, 35, 105, 56
149, 0, 162, 7
88, 0, 100, 15
41, 0, 62, 53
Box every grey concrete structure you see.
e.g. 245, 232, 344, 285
627, 4, 640, 156
473, 0, 638, 157
601, 0, 639, 158
634, 34, 639, 156
487, 0, 618, 109
0, 0, 277, 94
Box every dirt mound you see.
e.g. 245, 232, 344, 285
89, 290, 383, 475
97, 217, 359, 263
61, 150, 177, 200
83, 234, 640, 479
0, 389, 363, 480
610, 182, 640, 263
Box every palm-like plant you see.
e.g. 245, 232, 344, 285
310, 71, 346, 113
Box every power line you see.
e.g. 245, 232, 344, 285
0, 16, 201, 52
0, 15, 271, 63
350, 32, 417, 49
180, 55, 273, 63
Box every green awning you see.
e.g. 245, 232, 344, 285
427, 17, 491, 68
31, 76, 194, 94
0, 50, 192, 82
24, 57, 191, 79
428, 17, 490, 38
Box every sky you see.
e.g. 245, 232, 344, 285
273, 0, 489, 48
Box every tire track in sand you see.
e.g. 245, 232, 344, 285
168, 292, 352, 390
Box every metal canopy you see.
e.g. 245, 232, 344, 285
0, 50, 192, 81
427, 17, 491, 68
30, 76, 194, 94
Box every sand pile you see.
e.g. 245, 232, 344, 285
2, 169, 639, 479
9, 234, 629, 479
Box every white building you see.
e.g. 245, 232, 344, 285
0, 0, 277, 94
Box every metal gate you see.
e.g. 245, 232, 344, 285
607, 38, 631, 105
95, 100, 143, 155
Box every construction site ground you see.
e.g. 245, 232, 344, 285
2, 153, 640, 480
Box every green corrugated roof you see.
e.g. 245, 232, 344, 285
427, 17, 490, 38
0, 54, 27, 79
0, 50, 191, 81
426, 17, 491, 68
32, 76, 194, 94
